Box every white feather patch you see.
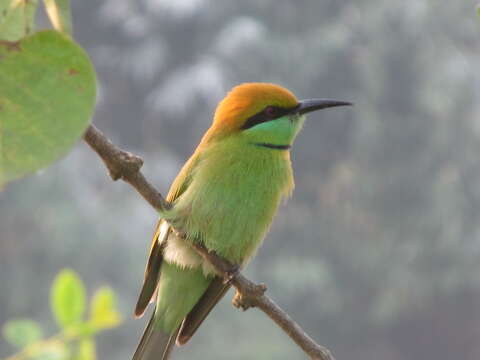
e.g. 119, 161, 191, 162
160, 222, 216, 276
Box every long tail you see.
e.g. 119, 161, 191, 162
132, 313, 178, 360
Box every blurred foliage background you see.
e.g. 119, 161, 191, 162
2, 269, 121, 360
1, 1, 480, 359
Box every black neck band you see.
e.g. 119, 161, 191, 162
254, 143, 291, 150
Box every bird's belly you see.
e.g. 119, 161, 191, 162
160, 222, 217, 276
164, 147, 294, 272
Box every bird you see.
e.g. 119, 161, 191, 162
132, 82, 351, 360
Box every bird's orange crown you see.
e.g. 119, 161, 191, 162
203, 83, 298, 141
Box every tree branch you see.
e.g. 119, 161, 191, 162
83, 124, 335, 360
83, 125, 171, 211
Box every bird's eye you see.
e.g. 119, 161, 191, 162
264, 106, 277, 118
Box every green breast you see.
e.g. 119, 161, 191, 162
166, 136, 294, 264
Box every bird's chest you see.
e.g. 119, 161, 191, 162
170, 146, 294, 264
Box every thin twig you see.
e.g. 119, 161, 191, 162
4, 334, 64, 360
83, 124, 335, 360
83, 125, 171, 211
4, 328, 86, 360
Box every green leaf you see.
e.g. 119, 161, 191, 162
75, 338, 96, 360
0, 30, 96, 188
50, 269, 86, 329
89, 287, 122, 330
2, 319, 43, 348
43, 0, 71, 36
0, 0, 38, 41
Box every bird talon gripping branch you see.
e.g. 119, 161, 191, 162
132, 83, 351, 360
223, 264, 240, 284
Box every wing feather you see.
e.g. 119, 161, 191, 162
134, 220, 169, 317
134, 152, 200, 317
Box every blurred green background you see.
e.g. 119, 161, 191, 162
2, 1, 480, 359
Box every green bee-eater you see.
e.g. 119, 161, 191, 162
132, 83, 351, 359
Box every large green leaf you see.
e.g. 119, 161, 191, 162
2, 318, 43, 348
0, 30, 96, 187
50, 269, 86, 330
0, 0, 10, 15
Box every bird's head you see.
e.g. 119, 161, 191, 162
202, 82, 351, 150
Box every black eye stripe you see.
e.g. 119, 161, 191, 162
241, 105, 298, 130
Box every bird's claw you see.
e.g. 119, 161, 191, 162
223, 264, 240, 285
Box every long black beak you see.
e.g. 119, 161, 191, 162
296, 99, 352, 115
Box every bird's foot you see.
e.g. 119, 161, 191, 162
223, 264, 240, 285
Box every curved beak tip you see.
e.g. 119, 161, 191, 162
297, 99, 353, 115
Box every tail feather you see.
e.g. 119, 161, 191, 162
132, 313, 178, 360
177, 277, 230, 345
